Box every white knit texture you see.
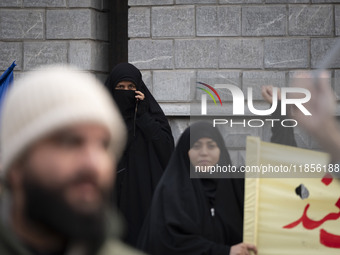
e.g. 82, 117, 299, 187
0, 65, 126, 175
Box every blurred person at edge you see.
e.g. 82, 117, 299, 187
137, 86, 296, 255
0, 66, 146, 255
290, 71, 340, 175
105, 63, 174, 246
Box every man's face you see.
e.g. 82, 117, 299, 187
21, 123, 115, 215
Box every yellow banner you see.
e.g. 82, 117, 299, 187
244, 136, 340, 254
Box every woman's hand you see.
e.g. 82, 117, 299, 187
135, 90, 145, 101
230, 243, 257, 255
261, 85, 281, 104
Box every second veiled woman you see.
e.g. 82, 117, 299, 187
105, 63, 174, 246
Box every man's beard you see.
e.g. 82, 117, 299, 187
22, 168, 110, 250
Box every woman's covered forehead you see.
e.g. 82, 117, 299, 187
193, 137, 217, 144
109, 63, 142, 88
189, 122, 224, 148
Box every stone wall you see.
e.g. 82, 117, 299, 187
0, 0, 109, 83
128, 0, 340, 166
0, 0, 339, 166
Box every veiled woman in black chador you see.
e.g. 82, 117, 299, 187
137, 116, 296, 255
137, 122, 253, 255
105, 63, 174, 246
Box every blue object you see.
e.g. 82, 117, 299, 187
0, 61, 16, 109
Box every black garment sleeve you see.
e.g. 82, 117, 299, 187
136, 111, 168, 140
136, 99, 149, 117
158, 220, 231, 255
270, 101, 297, 147
136, 111, 174, 168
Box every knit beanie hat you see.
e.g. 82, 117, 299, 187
0, 65, 127, 176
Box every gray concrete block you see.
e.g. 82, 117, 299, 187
293, 127, 311, 149
237, 150, 246, 168
95, 11, 108, 41
160, 102, 190, 115
242, 6, 286, 36
46, 10, 93, 39
266, 0, 309, 3
128, 39, 173, 69
264, 39, 309, 68
219, 39, 263, 69
228, 150, 239, 167
175, 39, 218, 68
333, 70, 340, 100
289, 5, 333, 36
90, 43, 109, 72
196, 6, 241, 36
23, 42, 68, 70
141, 71, 153, 92
310, 137, 323, 150
336, 104, 340, 116
288, 69, 332, 79
176, 0, 217, 4
23, 0, 66, 7
0, 42, 22, 71
311, 38, 340, 68
218, 123, 260, 148
69, 41, 109, 72
312, 0, 340, 3
153, 70, 195, 102
336, 5, 340, 36
219, 0, 243, 2
261, 121, 272, 142
242, 71, 286, 101
219, 0, 262, 3
128, 0, 173, 5
69, 0, 102, 9
196, 70, 241, 101
0, 10, 44, 39
152, 6, 194, 37
128, 7, 150, 38
168, 117, 190, 143
0, 0, 22, 7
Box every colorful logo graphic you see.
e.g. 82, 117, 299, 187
196, 82, 311, 118
196, 82, 222, 106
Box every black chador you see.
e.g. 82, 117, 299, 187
105, 63, 174, 246
137, 107, 296, 255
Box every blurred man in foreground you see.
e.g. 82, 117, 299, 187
0, 66, 145, 255
290, 71, 340, 168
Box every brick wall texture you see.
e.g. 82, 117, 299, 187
1, 0, 340, 166
0, 0, 109, 83
128, 0, 340, 166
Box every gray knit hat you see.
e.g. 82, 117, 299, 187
0, 65, 127, 176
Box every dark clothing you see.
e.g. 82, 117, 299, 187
0, 196, 146, 255
137, 105, 296, 255
0, 227, 145, 255
105, 63, 174, 246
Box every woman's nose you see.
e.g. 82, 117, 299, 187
199, 146, 208, 155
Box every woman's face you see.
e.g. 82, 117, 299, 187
188, 137, 220, 167
115, 81, 136, 90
